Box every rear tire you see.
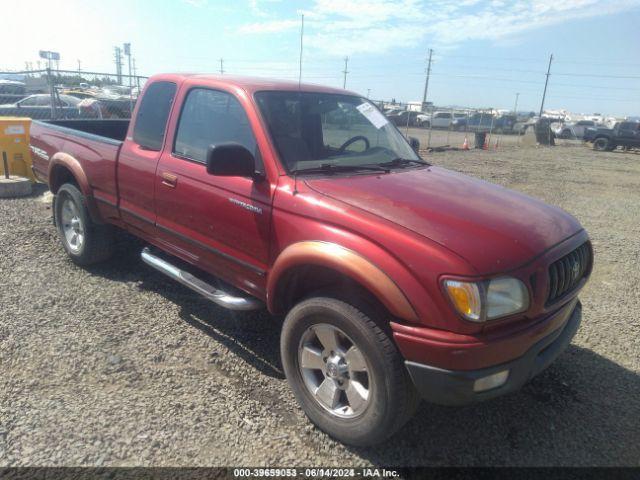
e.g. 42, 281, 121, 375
54, 183, 114, 265
281, 295, 419, 446
593, 137, 609, 151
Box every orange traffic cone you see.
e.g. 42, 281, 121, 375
462, 136, 469, 150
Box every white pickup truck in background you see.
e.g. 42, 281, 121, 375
417, 111, 468, 128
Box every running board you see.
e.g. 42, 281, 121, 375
141, 247, 263, 311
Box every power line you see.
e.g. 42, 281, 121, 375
553, 72, 640, 79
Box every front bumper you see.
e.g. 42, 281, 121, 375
405, 301, 582, 406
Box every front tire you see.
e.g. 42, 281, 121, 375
281, 296, 418, 446
593, 137, 609, 151
54, 183, 114, 265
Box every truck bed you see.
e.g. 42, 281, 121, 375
30, 120, 128, 213
35, 119, 130, 143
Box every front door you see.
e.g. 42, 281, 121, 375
154, 87, 272, 296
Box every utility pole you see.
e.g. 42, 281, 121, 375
513, 92, 520, 114
298, 14, 304, 87
422, 48, 433, 111
124, 43, 133, 112
539, 54, 553, 117
342, 56, 349, 89
77, 59, 82, 77
114, 46, 123, 85
219, 58, 224, 75
133, 58, 140, 90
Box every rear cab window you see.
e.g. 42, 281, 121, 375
132, 81, 177, 150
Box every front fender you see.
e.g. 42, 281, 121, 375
267, 241, 419, 322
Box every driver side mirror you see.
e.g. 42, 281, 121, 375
206, 143, 260, 179
408, 136, 420, 153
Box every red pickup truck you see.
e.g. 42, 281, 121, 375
29, 74, 592, 446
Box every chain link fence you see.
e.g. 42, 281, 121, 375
0, 69, 148, 120
368, 100, 563, 151
0, 68, 576, 150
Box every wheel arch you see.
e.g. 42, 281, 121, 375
48, 153, 103, 223
267, 241, 418, 323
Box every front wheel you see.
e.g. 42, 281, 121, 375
54, 183, 115, 265
593, 137, 609, 151
281, 296, 418, 446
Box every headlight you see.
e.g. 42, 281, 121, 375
443, 277, 529, 322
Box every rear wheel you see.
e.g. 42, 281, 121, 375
54, 183, 114, 265
593, 137, 609, 151
281, 295, 418, 446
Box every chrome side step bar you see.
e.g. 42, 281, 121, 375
141, 247, 263, 311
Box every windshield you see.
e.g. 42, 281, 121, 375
255, 91, 422, 173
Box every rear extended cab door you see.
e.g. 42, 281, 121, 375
153, 79, 277, 298
117, 79, 178, 235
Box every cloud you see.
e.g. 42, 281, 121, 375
238, 18, 299, 34
238, 0, 640, 55
182, 0, 207, 6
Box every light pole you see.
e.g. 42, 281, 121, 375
124, 43, 133, 112
513, 93, 520, 114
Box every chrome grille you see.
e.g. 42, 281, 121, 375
547, 242, 591, 305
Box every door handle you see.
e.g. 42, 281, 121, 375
161, 172, 178, 188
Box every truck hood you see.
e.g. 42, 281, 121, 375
305, 166, 582, 274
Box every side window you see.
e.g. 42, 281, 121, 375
173, 88, 258, 164
132, 81, 176, 151
20, 96, 40, 106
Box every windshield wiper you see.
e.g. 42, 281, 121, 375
378, 158, 430, 168
290, 163, 391, 175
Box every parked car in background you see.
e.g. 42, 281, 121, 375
386, 109, 424, 127
514, 118, 537, 135
0, 94, 82, 119
417, 111, 468, 129
554, 120, 600, 139
493, 114, 519, 134
383, 107, 403, 116
451, 113, 494, 132
0, 80, 27, 104
584, 121, 640, 151
64, 89, 134, 119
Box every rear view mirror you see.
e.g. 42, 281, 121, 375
206, 143, 258, 178
408, 136, 420, 153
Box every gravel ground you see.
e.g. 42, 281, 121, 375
0, 144, 638, 467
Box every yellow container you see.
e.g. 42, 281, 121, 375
0, 117, 36, 182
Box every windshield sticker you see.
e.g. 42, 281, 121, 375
357, 103, 389, 129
